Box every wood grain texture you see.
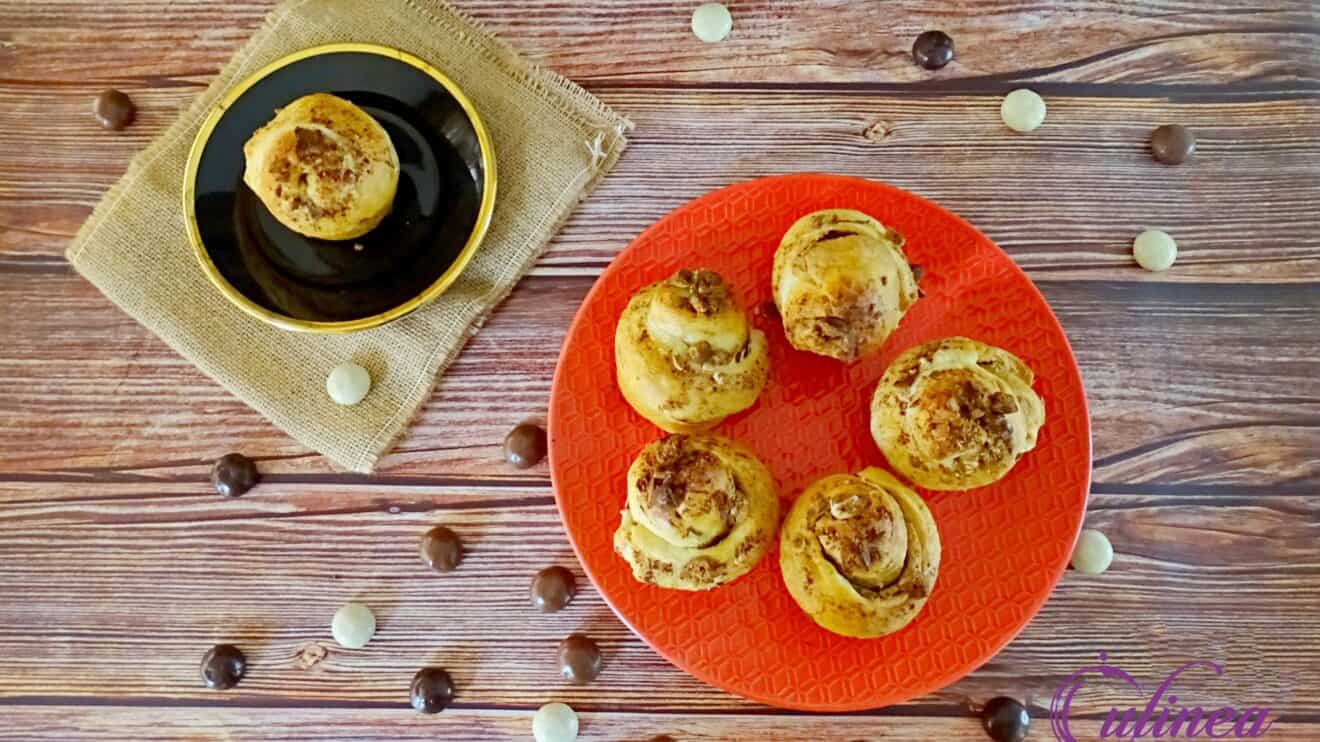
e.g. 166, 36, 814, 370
1, 273, 1316, 486
0, 481, 1315, 717
4, 89, 1320, 281
2, 0, 1318, 87
8, 707, 1316, 742
2, 0, 1319, 739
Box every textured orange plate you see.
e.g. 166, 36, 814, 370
548, 174, 1091, 711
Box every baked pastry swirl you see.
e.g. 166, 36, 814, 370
615, 269, 770, 433
779, 468, 940, 638
243, 93, 400, 241
614, 434, 780, 591
772, 209, 919, 362
870, 337, 1045, 491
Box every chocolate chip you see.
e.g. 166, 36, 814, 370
410, 667, 455, 714
911, 264, 925, 282
912, 30, 955, 71
557, 633, 602, 685
94, 89, 136, 131
982, 696, 1030, 742
686, 280, 725, 314
201, 644, 246, 690
816, 316, 849, 338
1151, 124, 1195, 165
679, 555, 723, 582
210, 453, 259, 498
420, 526, 463, 572
652, 480, 677, 509
988, 392, 1018, 415
531, 566, 577, 612
504, 423, 547, 469
894, 366, 920, 389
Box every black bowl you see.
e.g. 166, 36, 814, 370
183, 43, 496, 333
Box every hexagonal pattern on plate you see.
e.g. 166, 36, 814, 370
548, 174, 1091, 711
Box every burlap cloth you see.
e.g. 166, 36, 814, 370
66, 0, 631, 472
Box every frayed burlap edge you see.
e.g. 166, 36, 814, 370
66, 0, 632, 472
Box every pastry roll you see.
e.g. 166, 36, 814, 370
870, 337, 1045, 491
243, 93, 400, 241
614, 434, 780, 591
772, 209, 919, 362
779, 468, 940, 638
615, 269, 770, 433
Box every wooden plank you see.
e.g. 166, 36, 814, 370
2, 1, 1317, 738
0, 480, 1315, 716
1, 272, 1317, 485
4, 89, 1320, 282
2, 0, 1318, 88
0, 707, 982, 742
2, 706, 1318, 742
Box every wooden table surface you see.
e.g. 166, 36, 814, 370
2, 1, 1319, 740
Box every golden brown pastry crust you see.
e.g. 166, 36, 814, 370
614, 434, 780, 591
772, 209, 919, 362
243, 93, 400, 241
870, 337, 1045, 491
779, 468, 940, 638
615, 270, 770, 433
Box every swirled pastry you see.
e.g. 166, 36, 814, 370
615, 269, 770, 433
870, 337, 1045, 491
614, 434, 780, 591
779, 468, 940, 638
243, 93, 400, 241
772, 209, 919, 362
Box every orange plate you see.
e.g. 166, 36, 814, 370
548, 174, 1091, 711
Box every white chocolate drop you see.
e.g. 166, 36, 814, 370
692, 3, 732, 43
1133, 229, 1178, 272
1071, 529, 1114, 575
1001, 89, 1046, 132
326, 362, 371, 406
532, 702, 579, 742
331, 603, 376, 648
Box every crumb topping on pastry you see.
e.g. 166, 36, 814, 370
812, 488, 906, 592
616, 269, 769, 434
666, 269, 729, 316
614, 435, 779, 591
634, 437, 737, 547
779, 469, 941, 638
903, 369, 1016, 471
773, 209, 919, 362
243, 93, 399, 241
871, 337, 1045, 490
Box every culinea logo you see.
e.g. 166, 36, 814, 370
1050, 654, 1275, 741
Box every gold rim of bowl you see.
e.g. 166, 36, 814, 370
181, 42, 498, 334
